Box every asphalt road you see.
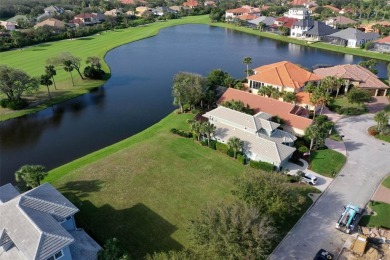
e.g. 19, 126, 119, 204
270, 114, 390, 260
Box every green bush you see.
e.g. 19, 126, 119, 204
237, 154, 246, 164
216, 142, 229, 154
0, 99, 28, 110
209, 140, 217, 150
249, 160, 274, 172
227, 149, 234, 158
170, 128, 193, 138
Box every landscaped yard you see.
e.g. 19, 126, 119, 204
45, 112, 319, 258
309, 149, 346, 178
360, 202, 390, 229
332, 96, 361, 109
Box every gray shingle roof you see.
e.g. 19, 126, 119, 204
327, 28, 379, 41
0, 183, 79, 260
0, 183, 20, 203
248, 16, 276, 26
293, 18, 314, 27
304, 21, 339, 36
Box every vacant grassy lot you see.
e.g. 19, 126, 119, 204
45, 112, 318, 258
309, 149, 346, 178
360, 202, 390, 229
0, 15, 209, 121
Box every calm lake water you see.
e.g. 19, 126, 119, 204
0, 24, 388, 185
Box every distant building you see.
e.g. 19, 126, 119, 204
247, 16, 276, 30
302, 21, 339, 40
44, 6, 64, 15
182, 0, 199, 9
371, 36, 390, 53
150, 7, 176, 16
104, 8, 122, 16
273, 16, 298, 30
284, 8, 310, 20
225, 6, 260, 21
323, 28, 379, 48
325, 16, 357, 29
0, 183, 101, 260
0, 21, 16, 31
34, 18, 66, 29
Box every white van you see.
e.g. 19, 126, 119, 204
298, 171, 318, 185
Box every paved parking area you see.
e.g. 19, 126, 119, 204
285, 160, 333, 192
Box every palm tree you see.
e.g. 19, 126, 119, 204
63, 60, 74, 86
188, 119, 202, 142
15, 165, 48, 189
305, 124, 320, 151
243, 56, 252, 77
335, 78, 344, 98
258, 85, 273, 97
270, 88, 280, 100
374, 111, 389, 132
283, 91, 296, 103
227, 137, 244, 159
45, 65, 57, 90
202, 121, 216, 146
40, 74, 53, 100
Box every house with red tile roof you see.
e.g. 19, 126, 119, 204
225, 6, 260, 21
183, 0, 199, 8
217, 88, 313, 136
34, 18, 66, 29
204, 1, 216, 7
70, 13, 104, 26
273, 17, 298, 29
247, 61, 322, 94
372, 36, 390, 53
314, 64, 389, 96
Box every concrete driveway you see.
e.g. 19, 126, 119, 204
285, 160, 333, 192
270, 114, 390, 260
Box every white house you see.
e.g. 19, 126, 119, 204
290, 19, 314, 37
0, 21, 16, 31
284, 8, 310, 20
204, 106, 297, 170
324, 28, 380, 48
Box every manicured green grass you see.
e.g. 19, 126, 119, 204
375, 133, 390, 143
45, 112, 318, 258
309, 149, 346, 178
332, 96, 360, 109
0, 15, 209, 121
382, 175, 390, 190
360, 202, 390, 229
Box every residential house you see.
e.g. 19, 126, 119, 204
151, 7, 177, 16
121, 0, 147, 5
290, 18, 314, 37
290, 0, 316, 8
225, 6, 260, 21
314, 64, 389, 96
104, 9, 122, 16
323, 28, 379, 48
204, 1, 216, 7
6, 15, 28, 24
303, 21, 339, 40
323, 5, 341, 14
247, 16, 276, 30
0, 21, 16, 31
70, 13, 104, 27
284, 8, 310, 20
0, 183, 101, 260
183, 0, 199, 8
247, 61, 321, 94
325, 16, 357, 29
217, 88, 313, 136
34, 18, 66, 29
272, 17, 298, 32
135, 7, 152, 17
204, 106, 297, 170
44, 6, 64, 15
371, 36, 390, 53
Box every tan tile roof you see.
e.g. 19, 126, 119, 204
314, 65, 389, 90
238, 14, 258, 20
217, 88, 313, 131
35, 18, 65, 28
183, 0, 199, 7
248, 61, 322, 89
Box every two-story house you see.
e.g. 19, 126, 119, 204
204, 106, 297, 170
225, 6, 260, 21
0, 183, 101, 260
284, 7, 310, 20
290, 18, 314, 37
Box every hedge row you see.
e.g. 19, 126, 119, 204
249, 160, 274, 172
170, 128, 193, 138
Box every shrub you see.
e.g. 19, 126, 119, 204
209, 140, 217, 150
200, 140, 208, 146
227, 149, 235, 158
0, 99, 28, 110
249, 160, 274, 172
216, 142, 229, 154
298, 146, 308, 154
368, 126, 378, 136
83, 66, 105, 79
170, 128, 193, 138
237, 154, 246, 164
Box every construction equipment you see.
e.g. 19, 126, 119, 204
335, 203, 363, 234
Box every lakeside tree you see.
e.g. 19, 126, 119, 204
63, 60, 75, 86
48, 52, 84, 80
189, 201, 277, 260
227, 136, 244, 159
172, 72, 206, 113
347, 88, 371, 107
84, 56, 105, 79
45, 65, 57, 90
15, 165, 48, 189
0, 65, 39, 110
243, 56, 252, 77
40, 74, 53, 100
206, 69, 229, 87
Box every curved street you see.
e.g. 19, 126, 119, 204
270, 113, 390, 259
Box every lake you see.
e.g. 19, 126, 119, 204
0, 24, 388, 185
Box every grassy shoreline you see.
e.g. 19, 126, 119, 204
1, 15, 389, 121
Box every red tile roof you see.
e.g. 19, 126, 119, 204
296, 92, 313, 105
238, 14, 258, 21
75, 13, 94, 19
183, 0, 199, 7
226, 7, 251, 14
217, 88, 313, 131
375, 36, 390, 44
290, 0, 309, 5
248, 61, 322, 90
274, 17, 298, 28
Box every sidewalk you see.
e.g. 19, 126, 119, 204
372, 184, 390, 204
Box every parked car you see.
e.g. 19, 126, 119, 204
297, 170, 317, 185
314, 249, 334, 259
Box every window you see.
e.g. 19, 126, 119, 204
47, 250, 63, 260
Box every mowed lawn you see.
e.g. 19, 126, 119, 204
46, 112, 318, 258
0, 15, 209, 121
309, 149, 346, 178
360, 202, 390, 229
